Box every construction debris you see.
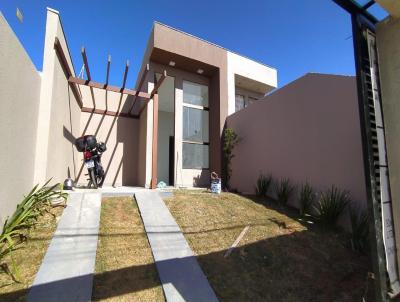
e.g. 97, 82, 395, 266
224, 226, 250, 258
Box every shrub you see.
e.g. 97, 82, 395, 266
255, 173, 272, 197
299, 182, 315, 217
274, 178, 295, 205
349, 205, 369, 253
222, 128, 240, 190
0, 179, 66, 281
314, 185, 349, 227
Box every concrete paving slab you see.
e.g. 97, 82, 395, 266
135, 191, 218, 302
27, 192, 101, 302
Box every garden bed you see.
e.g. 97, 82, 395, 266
164, 190, 374, 302
92, 196, 164, 301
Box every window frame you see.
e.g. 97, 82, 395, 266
235, 94, 245, 112
182, 80, 210, 170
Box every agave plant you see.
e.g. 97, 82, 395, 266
299, 182, 315, 217
314, 185, 350, 227
255, 173, 272, 197
0, 179, 66, 280
349, 205, 369, 253
274, 178, 295, 205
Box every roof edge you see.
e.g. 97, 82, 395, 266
153, 21, 277, 72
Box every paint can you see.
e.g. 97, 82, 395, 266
210, 172, 221, 194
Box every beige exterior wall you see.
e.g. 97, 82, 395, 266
45, 41, 81, 182
227, 74, 367, 212
34, 8, 81, 184
0, 13, 42, 229
77, 112, 139, 186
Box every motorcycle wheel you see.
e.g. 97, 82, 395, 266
89, 169, 98, 189
97, 175, 104, 188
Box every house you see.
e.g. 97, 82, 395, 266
133, 22, 277, 188
0, 8, 276, 226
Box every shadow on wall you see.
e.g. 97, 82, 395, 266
64, 91, 140, 187
193, 170, 211, 187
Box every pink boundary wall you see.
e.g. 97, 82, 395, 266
227, 73, 367, 211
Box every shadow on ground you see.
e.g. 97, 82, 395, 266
0, 227, 374, 302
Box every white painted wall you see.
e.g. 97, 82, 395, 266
227, 51, 277, 115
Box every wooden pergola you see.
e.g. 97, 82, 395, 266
54, 37, 166, 189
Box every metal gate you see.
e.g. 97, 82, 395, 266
352, 13, 400, 300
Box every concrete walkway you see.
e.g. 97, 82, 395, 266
27, 192, 101, 302
135, 191, 219, 302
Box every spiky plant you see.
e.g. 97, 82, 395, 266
0, 179, 66, 281
274, 178, 295, 205
314, 185, 349, 227
299, 182, 315, 217
255, 173, 272, 197
349, 205, 369, 253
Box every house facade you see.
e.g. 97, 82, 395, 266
134, 22, 277, 188
0, 6, 277, 230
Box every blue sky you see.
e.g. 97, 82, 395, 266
0, 1, 382, 88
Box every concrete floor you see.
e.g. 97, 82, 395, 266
69, 185, 174, 198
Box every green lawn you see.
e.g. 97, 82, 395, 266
164, 190, 373, 302
92, 197, 165, 302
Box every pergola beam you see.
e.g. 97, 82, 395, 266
81, 47, 91, 80
81, 46, 96, 108
68, 76, 151, 98
54, 38, 83, 108
150, 70, 167, 98
362, 0, 375, 9
121, 60, 129, 91
332, 0, 378, 24
138, 70, 167, 116
105, 55, 111, 85
128, 63, 149, 116
105, 55, 111, 111
81, 106, 139, 119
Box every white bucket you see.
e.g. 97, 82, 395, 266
211, 180, 221, 194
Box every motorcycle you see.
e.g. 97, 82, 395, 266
75, 135, 106, 189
